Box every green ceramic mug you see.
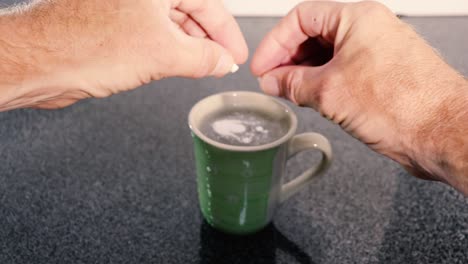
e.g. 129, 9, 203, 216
189, 91, 333, 235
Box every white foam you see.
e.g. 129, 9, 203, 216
211, 119, 254, 143
212, 119, 245, 137
204, 111, 285, 146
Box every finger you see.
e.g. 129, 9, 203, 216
174, 31, 237, 78
169, 9, 207, 38
251, 1, 345, 76
174, 0, 248, 64
257, 65, 327, 107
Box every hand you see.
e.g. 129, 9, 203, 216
0, 0, 248, 110
251, 1, 468, 194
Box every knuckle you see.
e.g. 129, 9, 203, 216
296, 1, 312, 11
284, 70, 304, 104
192, 43, 214, 78
353, 1, 393, 17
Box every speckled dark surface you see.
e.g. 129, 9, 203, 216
0, 1, 467, 263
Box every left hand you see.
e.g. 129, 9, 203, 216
0, 0, 248, 110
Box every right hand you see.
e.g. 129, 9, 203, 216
251, 1, 468, 193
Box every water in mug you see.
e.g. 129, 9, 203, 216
200, 109, 288, 146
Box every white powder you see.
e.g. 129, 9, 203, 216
202, 111, 286, 146
211, 119, 264, 144
212, 119, 246, 136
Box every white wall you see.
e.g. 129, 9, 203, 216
224, 0, 468, 16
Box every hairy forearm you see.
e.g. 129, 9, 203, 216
0, 3, 58, 111
412, 77, 468, 195
0, 10, 33, 106
0, 0, 105, 111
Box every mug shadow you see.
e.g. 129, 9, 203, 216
198, 221, 315, 264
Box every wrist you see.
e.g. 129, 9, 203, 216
409, 77, 468, 194
0, 2, 83, 111
0, 6, 43, 107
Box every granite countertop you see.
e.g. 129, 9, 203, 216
0, 4, 467, 263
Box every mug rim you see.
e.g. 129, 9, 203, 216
188, 91, 298, 152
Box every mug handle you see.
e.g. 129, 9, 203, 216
280, 133, 333, 203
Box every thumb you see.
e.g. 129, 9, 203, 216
175, 35, 239, 78
258, 65, 327, 107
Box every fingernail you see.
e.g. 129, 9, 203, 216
213, 54, 235, 76
258, 76, 279, 96
231, 64, 239, 73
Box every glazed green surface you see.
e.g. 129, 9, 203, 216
193, 135, 279, 234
